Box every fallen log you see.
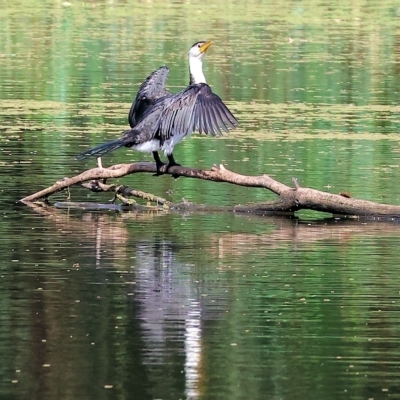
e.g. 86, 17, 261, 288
19, 162, 400, 217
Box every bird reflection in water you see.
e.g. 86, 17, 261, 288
134, 240, 202, 398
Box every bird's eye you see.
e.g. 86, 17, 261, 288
197, 44, 201, 48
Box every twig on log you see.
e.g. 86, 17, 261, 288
292, 177, 301, 189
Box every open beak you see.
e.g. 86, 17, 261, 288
199, 40, 213, 54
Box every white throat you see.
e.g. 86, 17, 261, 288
189, 56, 206, 84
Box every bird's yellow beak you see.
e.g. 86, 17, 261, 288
199, 40, 213, 54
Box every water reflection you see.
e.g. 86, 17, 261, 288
131, 236, 204, 398
4, 0, 400, 398
5, 204, 399, 398
184, 300, 202, 399
0, 200, 400, 399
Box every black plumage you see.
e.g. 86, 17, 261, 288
128, 66, 171, 129
76, 40, 239, 172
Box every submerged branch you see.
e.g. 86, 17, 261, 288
19, 161, 400, 217
80, 180, 173, 206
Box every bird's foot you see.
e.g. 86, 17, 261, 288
152, 152, 181, 176
153, 161, 167, 176
156, 161, 181, 177
153, 164, 181, 176
166, 161, 181, 178
165, 154, 181, 177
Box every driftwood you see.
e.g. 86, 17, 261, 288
19, 162, 400, 217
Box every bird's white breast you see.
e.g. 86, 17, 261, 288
133, 139, 161, 153
161, 131, 192, 155
133, 132, 192, 155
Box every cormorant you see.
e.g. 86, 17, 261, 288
76, 40, 239, 172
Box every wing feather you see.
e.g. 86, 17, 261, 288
203, 100, 215, 136
154, 83, 238, 142
207, 106, 223, 136
213, 96, 238, 130
212, 104, 231, 133
128, 66, 171, 128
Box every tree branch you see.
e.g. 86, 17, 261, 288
19, 161, 400, 217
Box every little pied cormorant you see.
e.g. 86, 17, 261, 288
75, 40, 239, 172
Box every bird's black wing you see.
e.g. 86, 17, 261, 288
154, 83, 239, 143
128, 66, 171, 128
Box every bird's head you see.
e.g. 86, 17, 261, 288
188, 40, 213, 59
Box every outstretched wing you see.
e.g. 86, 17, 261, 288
128, 66, 171, 128
154, 83, 239, 143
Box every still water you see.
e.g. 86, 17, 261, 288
2, 1, 400, 399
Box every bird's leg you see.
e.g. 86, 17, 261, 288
152, 152, 181, 175
152, 151, 166, 175
166, 153, 181, 168
165, 153, 181, 178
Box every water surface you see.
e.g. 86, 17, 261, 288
2, 1, 400, 399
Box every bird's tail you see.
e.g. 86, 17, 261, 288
75, 139, 126, 160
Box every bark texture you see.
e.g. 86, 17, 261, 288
19, 162, 400, 217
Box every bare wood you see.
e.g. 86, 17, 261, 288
20, 162, 291, 202
79, 180, 173, 206
19, 161, 400, 217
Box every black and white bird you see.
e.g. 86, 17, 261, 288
76, 40, 239, 172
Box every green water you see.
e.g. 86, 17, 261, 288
2, 1, 400, 399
